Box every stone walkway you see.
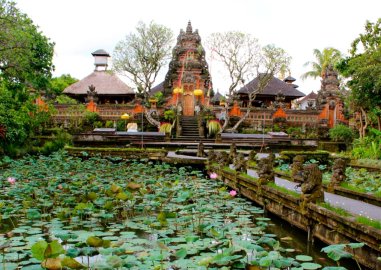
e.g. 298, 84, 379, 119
167, 151, 381, 221
247, 168, 381, 221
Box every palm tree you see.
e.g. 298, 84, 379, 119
301, 48, 343, 80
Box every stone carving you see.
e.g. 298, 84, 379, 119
300, 164, 325, 207
291, 155, 305, 182
197, 142, 206, 157
207, 149, 217, 163
328, 158, 348, 192
86, 84, 98, 103
248, 150, 257, 162
257, 156, 275, 185
229, 143, 237, 163
233, 153, 247, 173
216, 151, 230, 167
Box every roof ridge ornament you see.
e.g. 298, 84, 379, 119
186, 21, 192, 34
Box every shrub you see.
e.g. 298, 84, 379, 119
207, 120, 221, 137
159, 122, 172, 133
105, 121, 114, 128
329, 124, 354, 143
55, 95, 78, 105
164, 110, 175, 121
40, 130, 72, 155
84, 111, 101, 128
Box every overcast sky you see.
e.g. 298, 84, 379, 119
14, 0, 381, 95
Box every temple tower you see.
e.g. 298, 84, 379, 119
317, 65, 347, 127
163, 21, 212, 116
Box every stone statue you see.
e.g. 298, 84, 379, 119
197, 142, 206, 157
233, 153, 247, 173
248, 150, 257, 162
257, 156, 275, 185
300, 164, 325, 209
229, 143, 237, 163
216, 151, 230, 167
328, 158, 348, 192
291, 155, 305, 182
207, 149, 217, 163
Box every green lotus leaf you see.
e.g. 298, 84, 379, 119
295, 255, 313, 262
61, 256, 86, 269
31, 240, 48, 261
301, 262, 322, 270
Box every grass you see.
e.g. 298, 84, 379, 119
318, 202, 352, 217
241, 173, 258, 181
223, 166, 236, 173
340, 182, 368, 194
356, 216, 381, 229
65, 146, 166, 152
267, 182, 300, 198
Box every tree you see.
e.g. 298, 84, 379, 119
337, 18, 381, 137
0, 0, 55, 91
207, 32, 290, 131
301, 48, 343, 80
0, 0, 55, 155
113, 21, 173, 100
49, 74, 78, 96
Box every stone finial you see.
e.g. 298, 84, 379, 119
186, 21, 193, 33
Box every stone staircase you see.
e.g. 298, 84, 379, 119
177, 116, 202, 141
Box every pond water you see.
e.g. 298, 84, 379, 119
0, 152, 360, 269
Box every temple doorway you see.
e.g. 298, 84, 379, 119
183, 91, 194, 116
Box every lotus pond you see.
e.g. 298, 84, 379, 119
0, 151, 347, 269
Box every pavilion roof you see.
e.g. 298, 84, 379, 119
296, 91, 318, 104
238, 74, 305, 98
211, 91, 224, 102
63, 71, 134, 95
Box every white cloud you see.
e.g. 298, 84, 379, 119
15, 0, 381, 95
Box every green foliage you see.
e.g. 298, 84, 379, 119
301, 47, 343, 80
356, 216, 381, 229
55, 94, 78, 105
105, 120, 115, 128
337, 19, 381, 122
163, 109, 175, 121
287, 127, 303, 138
84, 111, 101, 128
329, 124, 354, 143
159, 122, 172, 133
39, 129, 72, 155
0, 0, 54, 90
208, 120, 222, 137
49, 74, 78, 96
318, 202, 351, 217
351, 129, 381, 159
267, 182, 300, 198
0, 84, 52, 155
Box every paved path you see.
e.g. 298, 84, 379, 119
246, 168, 381, 221
168, 151, 381, 221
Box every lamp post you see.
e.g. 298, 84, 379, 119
120, 113, 130, 131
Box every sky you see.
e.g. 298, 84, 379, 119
14, 0, 381, 95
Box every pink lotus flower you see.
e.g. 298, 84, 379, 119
7, 177, 16, 185
57, 184, 63, 190
210, 172, 218, 179
229, 190, 237, 197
